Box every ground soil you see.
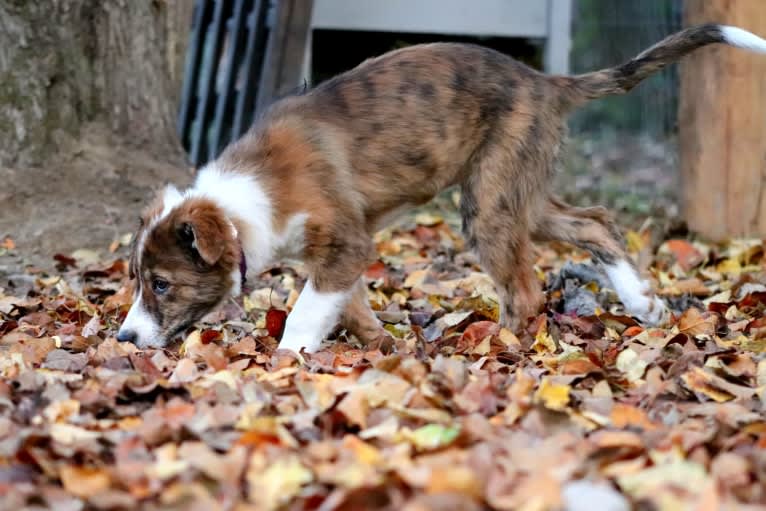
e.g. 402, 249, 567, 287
0, 129, 192, 287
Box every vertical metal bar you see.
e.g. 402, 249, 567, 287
256, 0, 314, 115
232, 0, 270, 139
189, 0, 229, 167
256, 0, 289, 115
209, 0, 248, 161
177, 1, 213, 151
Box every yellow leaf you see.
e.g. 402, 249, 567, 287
531, 321, 556, 354
43, 399, 80, 423
498, 328, 522, 349
616, 348, 648, 383
202, 369, 238, 390
472, 335, 492, 355
618, 460, 708, 499
414, 212, 443, 226
359, 416, 399, 441
342, 435, 382, 465
296, 373, 338, 413
60, 465, 111, 498
678, 308, 717, 338
535, 377, 570, 411
391, 404, 452, 423
716, 258, 741, 275
403, 423, 460, 451
242, 294, 257, 313
178, 329, 201, 357
455, 295, 499, 322
758, 360, 766, 388
50, 423, 100, 445
680, 367, 754, 402
248, 454, 313, 511
426, 466, 483, 498
147, 444, 189, 480
404, 269, 428, 288
703, 289, 731, 307
625, 230, 646, 253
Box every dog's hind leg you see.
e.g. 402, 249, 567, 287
461, 182, 545, 332
533, 196, 668, 325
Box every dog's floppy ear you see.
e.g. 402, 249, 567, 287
175, 200, 235, 266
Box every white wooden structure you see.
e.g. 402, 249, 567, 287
303, 0, 572, 81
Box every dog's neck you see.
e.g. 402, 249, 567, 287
190, 162, 309, 297
193, 163, 276, 282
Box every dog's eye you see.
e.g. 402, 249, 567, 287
151, 278, 169, 295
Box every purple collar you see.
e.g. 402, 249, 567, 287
239, 246, 247, 289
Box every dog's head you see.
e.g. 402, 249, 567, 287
116, 185, 241, 348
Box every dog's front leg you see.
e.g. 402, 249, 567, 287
277, 280, 353, 353
278, 227, 375, 354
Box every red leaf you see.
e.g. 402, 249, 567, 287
456, 321, 500, 352
129, 353, 163, 379
738, 291, 766, 309
665, 239, 704, 271
266, 308, 287, 339
364, 260, 387, 280
53, 253, 78, 269
200, 329, 221, 344
413, 225, 440, 245
0, 320, 18, 336
623, 326, 644, 338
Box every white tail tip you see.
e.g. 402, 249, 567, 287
721, 25, 766, 53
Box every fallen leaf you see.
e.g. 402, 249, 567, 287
616, 348, 648, 383
678, 308, 717, 337
59, 465, 111, 498
662, 239, 705, 272
265, 308, 287, 339
247, 454, 313, 511
404, 424, 460, 451
681, 366, 754, 402
535, 377, 571, 411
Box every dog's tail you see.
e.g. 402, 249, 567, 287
559, 24, 766, 108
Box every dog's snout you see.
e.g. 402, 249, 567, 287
116, 329, 137, 344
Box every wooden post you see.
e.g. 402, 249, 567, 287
679, 1, 766, 241
545, 0, 572, 75
256, 0, 315, 114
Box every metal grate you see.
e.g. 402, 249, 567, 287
177, 0, 313, 167
569, 0, 684, 138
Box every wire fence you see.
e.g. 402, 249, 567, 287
569, 0, 683, 139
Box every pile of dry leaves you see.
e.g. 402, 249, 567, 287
1, 213, 765, 511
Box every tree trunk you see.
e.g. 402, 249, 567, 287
0, 0, 193, 166
679, 0, 766, 241
0, 0, 195, 277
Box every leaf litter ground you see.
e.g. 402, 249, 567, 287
1, 202, 765, 511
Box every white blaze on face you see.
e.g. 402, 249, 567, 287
120, 293, 163, 348
121, 184, 185, 348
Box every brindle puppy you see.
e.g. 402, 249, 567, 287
119, 24, 766, 352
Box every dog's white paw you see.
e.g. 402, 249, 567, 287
277, 333, 322, 354
632, 295, 669, 327
604, 261, 669, 327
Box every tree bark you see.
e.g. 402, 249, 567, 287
679, 0, 766, 240
0, 0, 192, 166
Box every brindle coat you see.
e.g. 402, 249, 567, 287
129, 24, 741, 345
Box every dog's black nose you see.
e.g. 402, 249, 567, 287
116, 329, 137, 343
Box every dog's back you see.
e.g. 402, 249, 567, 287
249, 43, 564, 226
